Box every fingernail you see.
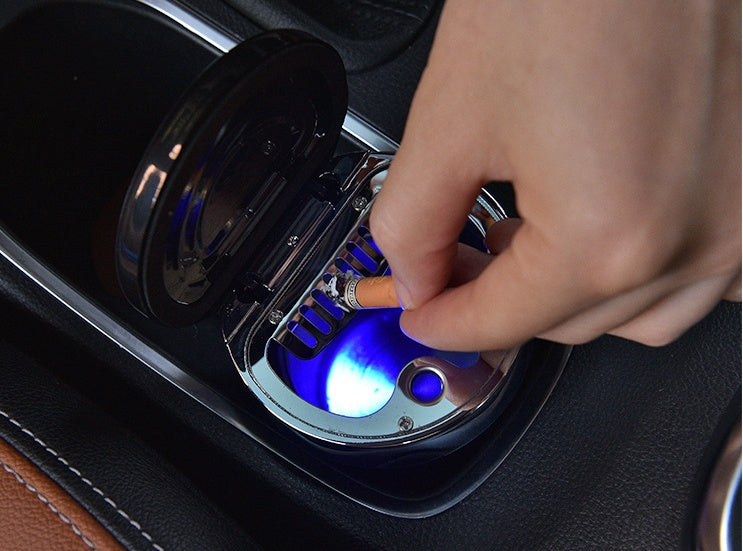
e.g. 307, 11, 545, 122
399, 311, 424, 344
394, 277, 415, 310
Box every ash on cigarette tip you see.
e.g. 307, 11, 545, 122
322, 271, 356, 311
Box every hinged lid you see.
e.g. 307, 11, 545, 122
116, 30, 347, 325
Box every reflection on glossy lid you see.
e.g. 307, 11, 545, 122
116, 30, 348, 325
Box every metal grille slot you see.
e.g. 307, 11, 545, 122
276, 223, 387, 359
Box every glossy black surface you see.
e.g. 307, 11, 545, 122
0, 0, 740, 548
0, 0, 570, 517
117, 30, 348, 324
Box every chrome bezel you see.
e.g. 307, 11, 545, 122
227, 155, 519, 447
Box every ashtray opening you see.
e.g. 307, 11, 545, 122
267, 309, 479, 417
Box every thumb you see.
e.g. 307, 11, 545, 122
370, 138, 484, 309
399, 221, 592, 350
368, 7, 510, 310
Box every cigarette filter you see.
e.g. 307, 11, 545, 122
323, 272, 399, 310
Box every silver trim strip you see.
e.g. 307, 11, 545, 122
699, 421, 742, 551
137, 0, 238, 52
342, 111, 399, 152
0, 227, 264, 442
137, 0, 399, 152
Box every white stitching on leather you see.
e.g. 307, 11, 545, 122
0, 409, 165, 551
0, 457, 98, 550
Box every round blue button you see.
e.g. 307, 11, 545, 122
410, 370, 444, 404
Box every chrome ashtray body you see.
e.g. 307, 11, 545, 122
114, 30, 567, 458
223, 153, 525, 448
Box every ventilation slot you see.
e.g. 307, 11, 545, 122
311, 287, 344, 319
286, 320, 318, 348
336, 226, 384, 277
276, 225, 388, 359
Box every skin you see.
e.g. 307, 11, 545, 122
370, 0, 740, 351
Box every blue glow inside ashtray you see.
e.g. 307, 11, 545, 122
410, 370, 445, 403
268, 309, 478, 418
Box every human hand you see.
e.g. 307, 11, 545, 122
370, 0, 740, 350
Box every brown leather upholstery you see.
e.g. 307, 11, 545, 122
0, 436, 124, 551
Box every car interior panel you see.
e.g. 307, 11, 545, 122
0, 1, 739, 549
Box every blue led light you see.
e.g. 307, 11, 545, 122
322, 309, 415, 417
273, 308, 480, 418
345, 242, 378, 272
286, 320, 317, 348
300, 305, 331, 335
410, 371, 444, 403
325, 347, 395, 417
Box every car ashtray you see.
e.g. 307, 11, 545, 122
116, 30, 536, 450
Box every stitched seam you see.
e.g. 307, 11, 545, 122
0, 409, 165, 551
0, 458, 98, 550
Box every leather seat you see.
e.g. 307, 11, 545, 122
0, 334, 258, 550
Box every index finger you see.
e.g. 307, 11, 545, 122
398, 221, 597, 350
370, 134, 485, 309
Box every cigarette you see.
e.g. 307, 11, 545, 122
322, 272, 399, 310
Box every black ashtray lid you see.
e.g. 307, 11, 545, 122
116, 31, 348, 325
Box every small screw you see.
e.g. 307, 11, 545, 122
286, 235, 300, 248
398, 416, 414, 432
268, 310, 284, 325
260, 139, 277, 156
351, 196, 368, 212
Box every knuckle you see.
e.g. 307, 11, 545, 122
632, 327, 683, 347
613, 316, 687, 347
566, 219, 675, 298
